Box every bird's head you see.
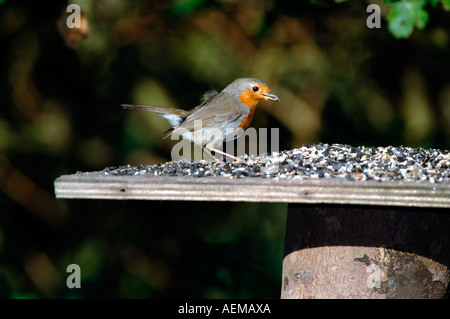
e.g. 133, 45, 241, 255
224, 78, 280, 108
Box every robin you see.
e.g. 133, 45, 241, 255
122, 78, 279, 162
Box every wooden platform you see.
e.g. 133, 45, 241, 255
54, 171, 450, 208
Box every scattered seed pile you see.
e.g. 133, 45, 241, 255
102, 144, 450, 183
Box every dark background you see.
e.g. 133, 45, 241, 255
0, 0, 449, 298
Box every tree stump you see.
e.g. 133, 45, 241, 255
281, 204, 450, 299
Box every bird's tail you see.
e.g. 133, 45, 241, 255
121, 104, 189, 130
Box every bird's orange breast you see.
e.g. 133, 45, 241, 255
238, 91, 260, 130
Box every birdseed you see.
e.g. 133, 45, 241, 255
102, 144, 450, 183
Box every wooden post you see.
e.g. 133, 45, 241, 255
54, 172, 450, 298
281, 204, 450, 299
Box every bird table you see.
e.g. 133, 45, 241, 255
54, 144, 450, 299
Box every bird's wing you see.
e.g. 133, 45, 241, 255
171, 95, 242, 136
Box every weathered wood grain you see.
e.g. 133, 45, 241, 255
54, 171, 450, 208
282, 204, 450, 299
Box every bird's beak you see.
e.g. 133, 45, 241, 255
262, 92, 280, 101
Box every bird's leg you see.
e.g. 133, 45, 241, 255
208, 148, 243, 163
202, 146, 224, 163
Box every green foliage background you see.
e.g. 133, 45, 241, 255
0, 0, 449, 298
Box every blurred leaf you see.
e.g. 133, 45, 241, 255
429, 0, 440, 7
12, 292, 39, 299
415, 8, 429, 29
442, 0, 450, 10
72, 241, 103, 280
172, 0, 205, 18
387, 0, 428, 38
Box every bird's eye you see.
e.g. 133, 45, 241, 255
252, 86, 259, 92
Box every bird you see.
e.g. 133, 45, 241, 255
122, 78, 279, 163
